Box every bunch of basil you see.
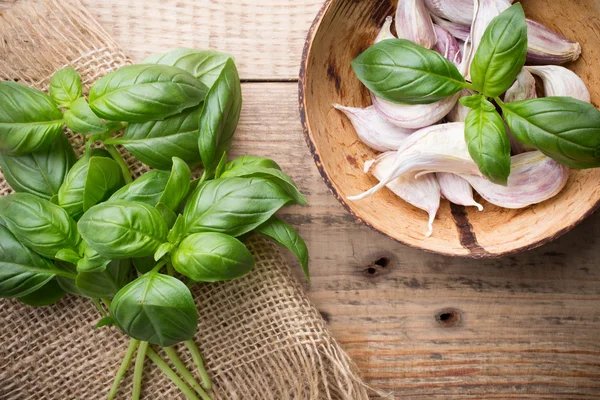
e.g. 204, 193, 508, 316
352, 3, 600, 185
0, 49, 308, 400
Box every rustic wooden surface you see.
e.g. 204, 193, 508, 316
2, 0, 600, 398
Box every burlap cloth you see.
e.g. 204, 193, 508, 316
0, 1, 373, 398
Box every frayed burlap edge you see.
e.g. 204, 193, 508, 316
0, 1, 380, 399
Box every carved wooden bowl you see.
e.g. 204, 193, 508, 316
299, 0, 600, 257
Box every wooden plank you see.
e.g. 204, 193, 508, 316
234, 82, 600, 398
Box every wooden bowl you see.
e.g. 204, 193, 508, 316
299, 0, 600, 258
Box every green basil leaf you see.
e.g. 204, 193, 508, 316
214, 152, 228, 179
108, 170, 171, 205
464, 96, 511, 185
167, 215, 186, 246
156, 203, 178, 228
132, 256, 156, 274
143, 48, 233, 89
18, 279, 65, 306
105, 105, 202, 170
78, 200, 168, 259
153, 242, 174, 261
503, 96, 600, 168
0, 193, 80, 259
76, 258, 132, 298
58, 149, 124, 219
351, 39, 466, 105
49, 66, 82, 108
158, 157, 191, 211
225, 155, 281, 172
255, 216, 309, 281
0, 133, 76, 199
220, 164, 306, 205
88, 64, 208, 122
110, 272, 198, 346
470, 4, 528, 98
0, 82, 64, 155
54, 262, 83, 296
95, 316, 115, 329
0, 222, 62, 297
76, 242, 111, 273
55, 248, 81, 265
198, 58, 242, 175
171, 232, 254, 282
64, 97, 109, 135
183, 177, 293, 237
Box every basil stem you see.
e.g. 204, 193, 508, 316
105, 145, 133, 184
185, 340, 213, 390
164, 347, 210, 398
132, 341, 149, 400
107, 338, 140, 400
146, 347, 202, 400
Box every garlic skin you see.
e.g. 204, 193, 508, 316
433, 24, 462, 65
375, 16, 395, 43
461, 151, 569, 209
447, 89, 475, 122
504, 68, 537, 103
333, 104, 414, 152
436, 172, 484, 211
423, 0, 475, 26
367, 152, 441, 237
526, 19, 581, 65
525, 65, 590, 103
431, 15, 470, 41
349, 122, 481, 201
396, 0, 437, 49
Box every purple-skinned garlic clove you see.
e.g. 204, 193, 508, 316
504, 68, 537, 103
396, 0, 437, 49
433, 24, 462, 65
348, 122, 481, 201
460, 151, 569, 208
525, 65, 590, 102
436, 172, 483, 211
367, 152, 441, 237
431, 15, 470, 41
526, 19, 581, 65
333, 104, 414, 152
423, 0, 475, 26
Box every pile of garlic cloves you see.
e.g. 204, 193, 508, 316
336, 0, 584, 237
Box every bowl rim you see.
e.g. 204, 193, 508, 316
297, 0, 600, 259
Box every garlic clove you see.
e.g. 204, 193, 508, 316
348, 122, 481, 201
396, 0, 437, 49
461, 151, 569, 208
436, 172, 483, 211
504, 68, 537, 103
424, 0, 475, 26
367, 152, 441, 237
447, 89, 475, 122
375, 16, 395, 43
372, 92, 459, 129
525, 65, 590, 102
526, 19, 581, 65
431, 15, 470, 41
333, 104, 415, 152
433, 24, 462, 65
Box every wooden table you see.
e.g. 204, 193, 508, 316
4, 0, 600, 397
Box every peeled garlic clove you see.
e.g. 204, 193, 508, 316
433, 24, 462, 65
504, 68, 537, 103
525, 65, 590, 102
375, 16, 395, 43
447, 89, 475, 122
368, 152, 441, 237
526, 19, 581, 65
333, 104, 414, 152
349, 122, 481, 201
424, 0, 474, 26
431, 15, 470, 41
396, 0, 437, 49
461, 151, 569, 208
436, 172, 483, 210
372, 92, 459, 129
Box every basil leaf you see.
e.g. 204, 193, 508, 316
198, 58, 242, 175
0, 82, 64, 155
78, 200, 168, 259
132, 256, 156, 274
255, 216, 309, 281
64, 97, 109, 135
0, 222, 61, 297
58, 149, 124, 219
171, 232, 254, 282
470, 4, 528, 98
76, 242, 111, 273
143, 48, 233, 89
95, 316, 115, 329
18, 279, 65, 306
351, 39, 466, 105
105, 105, 202, 170
0, 133, 76, 199
156, 203, 178, 228
214, 152, 228, 179
503, 96, 600, 168
158, 157, 191, 211
167, 215, 186, 246
183, 177, 293, 237
225, 155, 281, 171
88, 64, 208, 122
76, 258, 132, 298
49, 66, 82, 108
0, 193, 81, 259
464, 95, 511, 185
110, 272, 198, 347
221, 164, 306, 205
108, 170, 171, 205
